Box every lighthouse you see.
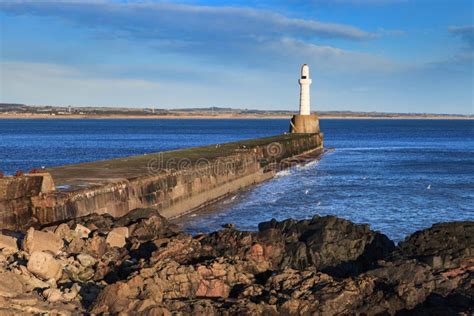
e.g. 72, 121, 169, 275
289, 64, 320, 133
299, 64, 312, 115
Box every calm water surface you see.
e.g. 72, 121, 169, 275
1, 119, 472, 241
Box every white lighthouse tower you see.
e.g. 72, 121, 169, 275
299, 64, 312, 115
289, 64, 320, 133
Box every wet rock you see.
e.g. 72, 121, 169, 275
22, 227, 63, 255
0, 234, 18, 254
27, 251, 63, 281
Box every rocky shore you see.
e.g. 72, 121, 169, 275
0, 209, 472, 315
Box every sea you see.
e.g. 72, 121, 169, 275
1, 118, 472, 242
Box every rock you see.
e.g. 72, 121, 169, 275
397, 221, 474, 270
106, 230, 127, 248
150, 234, 201, 264
0, 271, 25, 298
77, 253, 97, 267
27, 251, 63, 281
0, 234, 18, 253
43, 288, 63, 303
199, 229, 257, 259
22, 228, 63, 255
90, 282, 134, 314
115, 208, 167, 228
65, 235, 86, 254
66, 213, 115, 231
119, 208, 179, 240
0, 212, 471, 315
84, 235, 107, 258
258, 215, 396, 276
112, 226, 129, 238
74, 224, 91, 239
54, 223, 73, 242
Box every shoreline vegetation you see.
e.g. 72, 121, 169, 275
1, 103, 471, 120
0, 209, 471, 314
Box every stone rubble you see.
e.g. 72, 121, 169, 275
0, 207, 471, 315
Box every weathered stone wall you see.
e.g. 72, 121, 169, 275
0, 133, 323, 231
0, 174, 55, 229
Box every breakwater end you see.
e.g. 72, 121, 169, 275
0, 133, 323, 230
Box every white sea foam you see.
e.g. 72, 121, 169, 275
296, 160, 319, 170
276, 169, 292, 177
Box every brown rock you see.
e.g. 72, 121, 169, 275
43, 288, 63, 303
195, 279, 229, 297
22, 228, 63, 255
0, 271, 25, 298
0, 234, 18, 253
74, 224, 91, 239
90, 282, 133, 314
247, 243, 265, 262
112, 226, 129, 238
84, 235, 107, 258
54, 223, 73, 242
27, 251, 63, 280
106, 230, 126, 248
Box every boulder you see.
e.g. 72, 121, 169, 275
90, 282, 134, 314
113, 226, 129, 238
258, 215, 396, 275
118, 208, 179, 240
77, 253, 97, 268
397, 221, 474, 270
106, 230, 127, 248
0, 271, 25, 298
54, 223, 73, 242
84, 235, 107, 258
74, 224, 91, 239
66, 213, 115, 231
22, 228, 63, 255
27, 251, 63, 281
0, 234, 18, 254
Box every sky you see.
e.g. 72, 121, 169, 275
0, 0, 473, 114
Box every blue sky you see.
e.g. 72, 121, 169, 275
0, 0, 472, 114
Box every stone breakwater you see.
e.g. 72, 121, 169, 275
0, 133, 323, 231
0, 209, 472, 315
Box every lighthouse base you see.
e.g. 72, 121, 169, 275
289, 114, 320, 134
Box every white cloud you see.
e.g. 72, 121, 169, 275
0, 1, 376, 41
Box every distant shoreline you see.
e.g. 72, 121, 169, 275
0, 113, 472, 120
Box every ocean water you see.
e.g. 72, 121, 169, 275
1, 119, 473, 241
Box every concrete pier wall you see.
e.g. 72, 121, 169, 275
0, 133, 323, 231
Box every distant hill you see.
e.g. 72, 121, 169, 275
0, 103, 470, 119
